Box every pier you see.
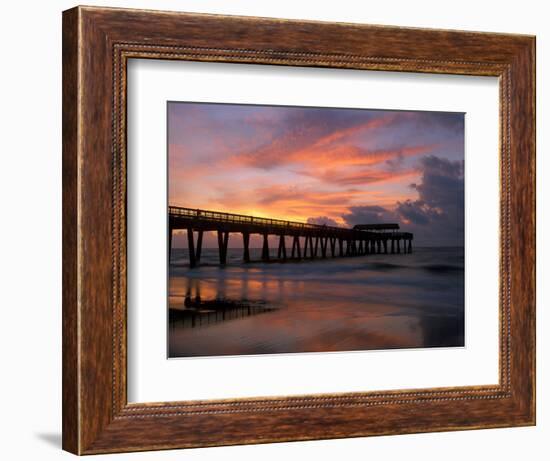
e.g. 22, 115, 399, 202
169, 206, 413, 268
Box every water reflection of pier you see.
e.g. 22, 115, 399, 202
169, 206, 414, 268
169, 281, 276, 329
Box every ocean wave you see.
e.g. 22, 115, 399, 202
421, 264, 463, 273
365, 262, 409, 270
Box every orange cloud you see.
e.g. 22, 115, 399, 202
292, 144, 438, 174
306, 115, 396, 151
314, 167, 418, 186
224, 114, 404, 170
225, 123, 437, 179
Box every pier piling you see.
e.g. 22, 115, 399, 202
242, 232, 250, 262
187, 228, 196, 268
261, 234, 270, 261
217, 231, 229, 264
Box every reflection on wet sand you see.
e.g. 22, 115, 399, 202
168, 247, 464, 358
169, 282, 276, 329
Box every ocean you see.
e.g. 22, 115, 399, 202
168, 246, 464, 358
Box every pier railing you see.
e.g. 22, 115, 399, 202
169, 206, 339, 233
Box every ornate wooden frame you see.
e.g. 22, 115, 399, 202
62, 6, 535, 455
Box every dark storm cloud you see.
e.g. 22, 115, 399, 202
341, 205, 395, 225
410, 155, 464, 209
342, 155, 464, 246
395, 155, 464, 234
395, 201, 432, 226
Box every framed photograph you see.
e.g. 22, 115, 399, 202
62, 6, 535, 454
165, 102, 463, 359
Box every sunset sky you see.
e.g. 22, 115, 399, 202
168, 102, 464, 246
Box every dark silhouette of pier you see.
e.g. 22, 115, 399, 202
169, 206, 413, 268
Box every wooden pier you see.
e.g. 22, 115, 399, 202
169, 206, 413, 268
